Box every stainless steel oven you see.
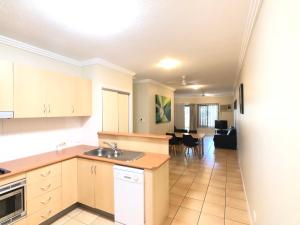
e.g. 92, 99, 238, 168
0, 179, 26, 225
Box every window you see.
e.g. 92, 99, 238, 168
184, 105, 190, 129
198, 104, 219, 127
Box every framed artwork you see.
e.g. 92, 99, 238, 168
239, 83, 244, 114
155, 95, 171, 123
234, 99, 237, 110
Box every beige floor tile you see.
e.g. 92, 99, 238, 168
186, 190, 206, 201
50, 215, 71, 225
90, 217, 114, 225
226, 182, 244, 191
225, 219, 248, 225
163, 217, 173, 225
171, 186, 189, 196
63, 219, 85, 225
73, 210, 98, 224
171, 219, 191, 225
198, 213, 224, 225
169, 204, 180, 218
226, 190, 246, 200
181, 197, 203, 211
226, 197, 248, 210
190, 183, 208, 191
209, 180, 226, 188
66, 208, 83, 218
174, 207, 200, 225
205, 193, 225, 206
225, 207, 250, 224
202, 202, 225, 218
207, 186, 225, 196
170, 193, 185, 206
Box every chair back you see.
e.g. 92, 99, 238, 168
183, 134, 196, 147
166, 133, 179, 145
189, 130, 197, 134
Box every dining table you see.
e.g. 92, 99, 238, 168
174, 132, 206, 157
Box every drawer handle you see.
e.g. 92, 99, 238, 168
41, 184, 51, 191
41, 170, 51, 177
40, 196, 52, 205
41, 209, 52, 219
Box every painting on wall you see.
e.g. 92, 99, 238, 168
234, 99, 237, 110
155, 95, 171, 123
239, 83, 244, 114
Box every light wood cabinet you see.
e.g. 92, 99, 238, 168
14, 63, 47, 118
13, 63, 92, 118
94, 161, 114, 214
0, 60, 13, 111
77, 158, 95, 207
77, 158, 114, 213
102, 89, 129, 132
62, 158, 78, 208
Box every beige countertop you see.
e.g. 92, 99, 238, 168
0, 145, 170, 180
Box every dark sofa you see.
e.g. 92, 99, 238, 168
213, 127, 237, 150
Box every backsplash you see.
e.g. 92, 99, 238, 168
0, 117, 84, 163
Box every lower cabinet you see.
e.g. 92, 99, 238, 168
62, 158, 78, 208
78, 158, 114, 214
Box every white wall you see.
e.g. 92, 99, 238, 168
0, 43, 133, 162
133, 80, 174, 135
82, 65, 133, 145
235, 1, 300, 225
174, 95, 234, 134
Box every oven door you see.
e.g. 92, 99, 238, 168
0, 187, 24, 224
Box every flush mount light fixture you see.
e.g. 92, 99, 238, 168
30, 0, 141, 36
156, 58, 181, 70
190, 85, 202, 90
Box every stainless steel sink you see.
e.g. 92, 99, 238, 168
84, 148, 144, 162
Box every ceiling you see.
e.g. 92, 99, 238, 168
0, 0, 252, 95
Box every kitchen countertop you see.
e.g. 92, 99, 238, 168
0, 145, 170, 180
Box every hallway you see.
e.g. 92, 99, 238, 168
166, 137, 250, 225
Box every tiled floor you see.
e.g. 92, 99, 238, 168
51, 136, 250, 225
165, 136, 250, 225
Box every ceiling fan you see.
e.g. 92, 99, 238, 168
166, 75, 199, 86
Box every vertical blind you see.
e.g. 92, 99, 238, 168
198, 104, 219, 127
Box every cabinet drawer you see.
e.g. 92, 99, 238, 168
27, 176, 61, 199
27, 200, 61, 225
27, 187, 61, 215
27, 163, 61, 185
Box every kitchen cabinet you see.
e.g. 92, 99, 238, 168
14, 63, 92, 118
77, 158, 114, 213
62, 158, 78, 208
102, 89, 129, 132
0, 60, 13, 112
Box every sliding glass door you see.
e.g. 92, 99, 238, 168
198, 104, 219, 128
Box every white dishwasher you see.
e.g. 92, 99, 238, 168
114, 165, 144, 225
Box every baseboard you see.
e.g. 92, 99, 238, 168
238, 157, 254, 225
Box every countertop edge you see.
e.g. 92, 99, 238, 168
98, 131, 172, 140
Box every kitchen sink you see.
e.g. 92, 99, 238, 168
84, 148, 144, 162
0, 168, 11, 175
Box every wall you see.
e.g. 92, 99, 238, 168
234, 1, 300, 225
174, 95, 234, 134
133, 80, 175, 135
81, 65, 133, 145
0, 43, 133, 162
0, 43, 84, 163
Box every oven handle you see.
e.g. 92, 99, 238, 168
0, 189, 22, 201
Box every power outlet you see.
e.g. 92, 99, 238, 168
253, 210, 257, 223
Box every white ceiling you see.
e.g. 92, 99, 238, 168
0, 0, 252, 95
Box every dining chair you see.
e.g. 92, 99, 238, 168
182, 134, 200, 157
166, 133, 180, 156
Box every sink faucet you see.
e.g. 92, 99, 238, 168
103, 141, 119, 154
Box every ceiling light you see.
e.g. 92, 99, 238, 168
156, 58, 181, 70
30, 0, 141, 36
190, 85, 202, 90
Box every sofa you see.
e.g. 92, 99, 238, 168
213, 127, 237, 150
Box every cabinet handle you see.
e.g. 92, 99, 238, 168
91, 165, 93, 174
48, 105, 51, 113
72, 105, 75, 113
41, 184, 51, 191
41, 209, 52, 219
43, 104, 46, 114
40, 196, 52, 205
40, 170, 51, 177
94, 166, 97, 175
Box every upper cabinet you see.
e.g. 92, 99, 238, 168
0, 60, 14, 112
13, 63, 92, 118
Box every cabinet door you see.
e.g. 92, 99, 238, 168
95, 161, 114, 214
14, 64, 47, 118
62, 158, 78, 209
77, 158, 95, 207
0, 61, 13, 111
75, 78, 92, 116
102, 90, 118, 132
118, 93, 129, 132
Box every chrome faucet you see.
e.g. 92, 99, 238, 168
103, 141, 119, 155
